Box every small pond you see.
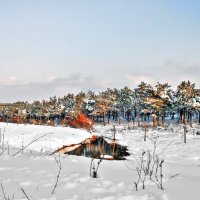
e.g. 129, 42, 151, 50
54, 136, 130, 160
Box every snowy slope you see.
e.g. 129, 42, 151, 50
0, 122, 91, 153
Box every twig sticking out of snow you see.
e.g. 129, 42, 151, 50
90, 158, 102, 178
0, 181, 7, 200
52, 155, 62, 194
12, 132, 53, 156
184, 125, 187, 143
7, 142, 9, 155
0, 181, 14, 200
169, 173, 180, 179
0, 127, 6, 150
20, 187, 31, 200
133, 151, 145, 191
0, 148, 7, 156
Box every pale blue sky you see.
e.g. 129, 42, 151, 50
0, 0, 200, 102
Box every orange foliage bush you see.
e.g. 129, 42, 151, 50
11, 116, 24, 124
47, 120, 54, 126
29, 119, 40, 125
69, 113, 94, 130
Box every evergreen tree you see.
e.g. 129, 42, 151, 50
134, 82, 154, 126
176, 81, 198, 126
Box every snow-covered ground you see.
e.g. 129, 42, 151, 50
0, 122, 200, 200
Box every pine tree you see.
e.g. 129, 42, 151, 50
134, 82, 154, 127
176, 81, 198, 126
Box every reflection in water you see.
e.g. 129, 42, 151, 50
54, 136, 130, 160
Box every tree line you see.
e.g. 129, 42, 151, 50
0, 80, 200, 127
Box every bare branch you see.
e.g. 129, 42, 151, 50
0, 181, 7, 200
20, 187, 31, 200
13, 132, 53, 156
52, 155, 62, 194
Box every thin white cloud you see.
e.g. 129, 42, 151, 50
0, 74, 110, 102
1, 59, 200, 103
124, 60, 200, 88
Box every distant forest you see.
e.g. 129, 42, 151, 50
0, 81, 200, 128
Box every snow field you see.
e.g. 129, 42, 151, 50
0, 122, 200, 200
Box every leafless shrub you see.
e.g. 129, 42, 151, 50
129, 136, 165, 191
90, 158, 102, 178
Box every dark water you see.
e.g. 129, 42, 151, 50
66, 137, 130, 160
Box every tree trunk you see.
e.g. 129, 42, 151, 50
199, 112, 200, 124
144, 123, 147, 141
171, 112, 174, 120
184, 125, 187, 143
115, 112, 118, 121
157, 114, 160, 126
183, 112, 186, 125
153, 116, 156, 127
190, 112, 192, 127
132, 116, 135, 126
118, 112, 121, 125
187, 111, 190, 122
103, 113, 106, 126
144, 114, 147, 122
111, 125, 116, 156
107, 111, 110, 124
162, 112, 165, 128
138, 112, 140, 127
180, 109, 183, 124
113, 125, 116, 141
